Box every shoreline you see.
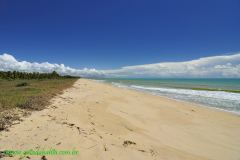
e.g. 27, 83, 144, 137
1, 79, 240, 160
94, 79, 240, 115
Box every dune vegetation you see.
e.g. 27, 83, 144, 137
0, 71, 79, 131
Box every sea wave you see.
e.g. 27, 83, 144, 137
107, 81, 240, 114
130, 85, 240, 101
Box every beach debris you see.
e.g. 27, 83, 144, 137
41, 155, 47, 160
104, 144, 108, 151
138, 149, 146, 152
62, 121, 81, 134
123, 140, 136, 147
56, 142, 61, 145
62, 121, 75, 127
69, 123, 75, 127
0, 151, 5, 158
76, 126, 81, 134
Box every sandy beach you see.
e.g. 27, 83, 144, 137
0, 79, 240, 160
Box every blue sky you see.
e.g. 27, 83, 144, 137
0, 0, 240, 70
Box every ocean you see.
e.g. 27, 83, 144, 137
95, 78, 240, 114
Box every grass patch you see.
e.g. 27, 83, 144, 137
0, 78, 78, 131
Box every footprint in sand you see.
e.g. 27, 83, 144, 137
88, 114, 93, 118
149, 148, 158, 157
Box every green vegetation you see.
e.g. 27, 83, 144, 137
0, 70, 79, 80
0, 71, 79, 131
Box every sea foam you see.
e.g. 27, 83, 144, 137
130, 85, 240, 101
109, 82, 240, 114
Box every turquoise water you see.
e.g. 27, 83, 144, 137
95, 78, 240, 114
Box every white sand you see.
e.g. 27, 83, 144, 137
1, 79, 240, 160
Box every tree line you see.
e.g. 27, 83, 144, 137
0, 71, 79, 80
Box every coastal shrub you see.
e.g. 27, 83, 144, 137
0, 70, 80, 80
0, 78, 78, 131
123, 140, 136, 147
17, 96, 48, 111
16, 82, 29, 87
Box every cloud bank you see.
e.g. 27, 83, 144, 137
0, 53, 104, 77
0, 53, 240, 78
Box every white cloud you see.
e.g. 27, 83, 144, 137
104, 53, 240, 78
0, 53, 240, 78
0, 53, 104, 77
